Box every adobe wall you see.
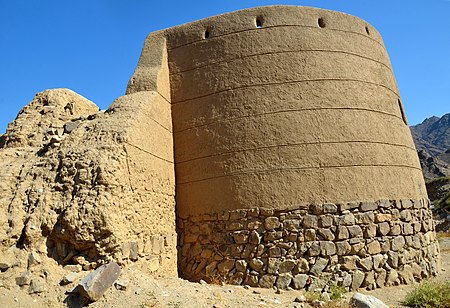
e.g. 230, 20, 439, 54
128, 5, 438, 290
164, 6, 425, 218
0, 38, 177, 277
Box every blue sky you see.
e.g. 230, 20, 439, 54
1, 1, 449, 133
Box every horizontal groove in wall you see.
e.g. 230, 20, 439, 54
126, 142, 174, 164
173, 107, 402, 134
157, 90, 172, 106
176, 164, 422, 185
170, 79, 396, 108
171, 79, 399, 105
170, 49, 392, 75
170, 51, 396, 102
175, 140, 417, 165
147, 117, 172, 133
167, 24, 384, 51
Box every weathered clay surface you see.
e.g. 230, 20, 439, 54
0, 87, 177, 277
160, 6, 425, 217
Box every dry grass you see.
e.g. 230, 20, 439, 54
304, 290, 321, 302
329, 283, 347, 300
403, 280, 450, 308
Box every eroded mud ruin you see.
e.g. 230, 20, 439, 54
0, 6, 440, 291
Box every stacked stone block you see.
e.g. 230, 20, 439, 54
178, 199, 439, 290
116, 232, 177, 273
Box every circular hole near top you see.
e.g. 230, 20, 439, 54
365, 26, 370, 35
256, 16, 263, 28
204, 29, 210, 39
318, 17, 326, 28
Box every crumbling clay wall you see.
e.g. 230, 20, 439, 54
128, 5, 440, 290
0, 47, 177, 277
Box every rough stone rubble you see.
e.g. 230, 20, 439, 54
178, 199, 439, 290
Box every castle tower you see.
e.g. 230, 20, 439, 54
127, 6, 439, 290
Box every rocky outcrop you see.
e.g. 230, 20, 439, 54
426, 177, 450, 203
411, 114, 450, 206
417, 149, 450, 181
411, 113, 450, 157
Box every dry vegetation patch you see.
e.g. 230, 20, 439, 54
403, 280, 450, 308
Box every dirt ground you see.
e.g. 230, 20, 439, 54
1, 234, 449, 308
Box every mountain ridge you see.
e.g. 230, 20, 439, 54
411, 112, 450, 210
411, 113, 450, 158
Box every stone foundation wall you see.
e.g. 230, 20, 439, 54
177, 199, 439, 291
114, 232, 177, 275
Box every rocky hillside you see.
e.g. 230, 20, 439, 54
411, 113, 450, 180
411, 113, 450, 216
411, 113, 450, 160
417, 149, 450, 181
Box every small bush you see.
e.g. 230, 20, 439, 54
305, 291, 321, 302
329, 283, 346, 300
403, 280, 450, 308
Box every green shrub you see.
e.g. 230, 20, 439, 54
305, 290, 321, 302
403, 280, 450, 308
329, 283, 346, 300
